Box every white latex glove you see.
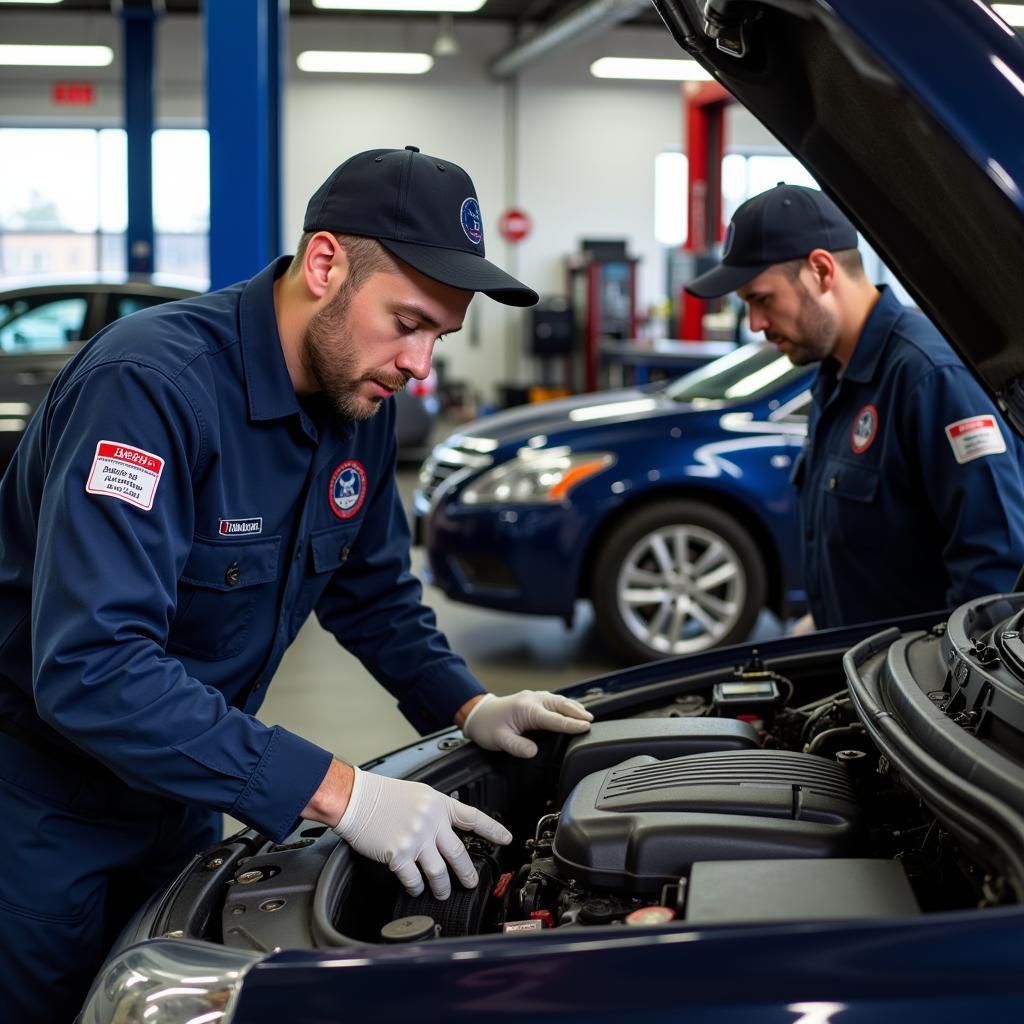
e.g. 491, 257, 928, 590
333, 767, 512, 899
462, 690, 594, 758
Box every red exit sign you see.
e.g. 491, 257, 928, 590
52, 82, 95, 106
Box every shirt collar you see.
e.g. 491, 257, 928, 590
238, 257, 303, 422
839, 285, 903, 384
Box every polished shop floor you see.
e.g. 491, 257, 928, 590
256, 463, 788, 767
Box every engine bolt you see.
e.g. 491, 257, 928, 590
237, 870, 264, 884
206, 857, 224, 870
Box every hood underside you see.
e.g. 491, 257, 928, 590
653, 0, 1024, 431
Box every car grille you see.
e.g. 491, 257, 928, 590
417, 439, 494, 506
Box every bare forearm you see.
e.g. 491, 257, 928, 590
454, 692, 488, 729
301, 758, 355, 826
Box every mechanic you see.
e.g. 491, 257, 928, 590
0, 146, 592, 1023
685, 182, 1024, 630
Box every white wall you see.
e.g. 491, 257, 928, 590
0, 10, 789, 401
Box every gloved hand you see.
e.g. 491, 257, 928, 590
333, 767, 512, 899
462, 690, 594, 758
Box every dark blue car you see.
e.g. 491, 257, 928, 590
416, 343, 813, 662
81, 0, 1024, 1021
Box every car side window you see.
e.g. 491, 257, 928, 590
0, 297, 88, 354
112, 295, 169, 320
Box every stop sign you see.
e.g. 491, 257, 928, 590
498, 207, 532, 243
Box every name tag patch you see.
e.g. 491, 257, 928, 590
85, 441, 164, 510
219, 517, 263, 536
944, 415, 1006, 464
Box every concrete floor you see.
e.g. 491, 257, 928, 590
254, 461, 788, 768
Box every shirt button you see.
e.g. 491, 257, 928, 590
828, 476, 838, 490
225, 561, 241, 586
340, 545, 351, 562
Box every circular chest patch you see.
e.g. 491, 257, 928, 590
460, 197, 483, 245
329, 461, 368, 520
850, 404, 879, 454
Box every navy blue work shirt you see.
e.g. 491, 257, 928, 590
0, 258, 485, 842
793, 287, 1024, 629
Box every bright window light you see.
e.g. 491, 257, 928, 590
297, 50, 434, 74
0, 44, 113, 67
655, 150, 688, 247
591, 57, 712, 82
993, 4, 1024, 27
312, 1, 486, 11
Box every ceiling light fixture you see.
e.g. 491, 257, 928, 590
0, 44, 113, 67
0, 0, 64, 5
432, 13, 460, 57
993, 3, 1024, 27
297, 50, 434, 74
312, 1, 486, 12
590, 57, 713, 82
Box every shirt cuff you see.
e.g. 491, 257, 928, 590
230, 725, 334, 843
397, 659, 486, 735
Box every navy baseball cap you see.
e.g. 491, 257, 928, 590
685, 183, 858, 298
303, 145, 538, 307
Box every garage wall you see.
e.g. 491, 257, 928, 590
0, 10, 784, 401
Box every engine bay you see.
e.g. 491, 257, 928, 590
142, 598, 1024, 951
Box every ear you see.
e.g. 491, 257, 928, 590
805, 248, 837, 293
302, 232, 350, 300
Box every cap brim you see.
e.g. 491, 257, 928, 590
685, 260, 772, 299
380, 239, 538, 307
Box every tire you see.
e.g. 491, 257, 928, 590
591, 499, 767, 663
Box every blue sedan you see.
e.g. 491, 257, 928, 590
416, 343, 813, 662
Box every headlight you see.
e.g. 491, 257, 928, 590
460, 449, 615, 505
79, 939, 262, 1024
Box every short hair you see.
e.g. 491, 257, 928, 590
776, 247, 864, 281
289, 232, 399, 291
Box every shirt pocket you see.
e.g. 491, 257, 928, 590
167, 535, 282, 660
310, 522, 361, 575
819, 455, 881, 548
288, 523, 362, 638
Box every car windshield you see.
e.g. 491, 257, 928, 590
662, 342, 809, 404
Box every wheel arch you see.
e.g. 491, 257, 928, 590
579, 485, 787, 615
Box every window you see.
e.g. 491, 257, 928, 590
0, 128, 209, 281
655, 150, 688, 247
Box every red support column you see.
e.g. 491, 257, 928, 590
681, 81, 733, 341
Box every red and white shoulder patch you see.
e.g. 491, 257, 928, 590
944, 415, 1006, 465
85, 441, 165, 511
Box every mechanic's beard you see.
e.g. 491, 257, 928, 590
302, 285, 409, 421
775, 282, 839, 367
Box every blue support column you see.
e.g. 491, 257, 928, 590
122, 6, 157, 275
205, 0, 285, 290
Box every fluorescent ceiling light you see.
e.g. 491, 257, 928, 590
297, 50, 434, 74
0, 44, 113, 67
312, 1, 486, 11
0, 0, 63, 4
993, 4, 1024, 27
591, 57, 713, 82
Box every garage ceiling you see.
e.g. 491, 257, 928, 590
22, 0, 667, 28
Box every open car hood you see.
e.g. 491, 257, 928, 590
653, 0, 1024, 432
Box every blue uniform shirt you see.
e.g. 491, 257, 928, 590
793, 286, 1024, 628
0, 258, 485, 842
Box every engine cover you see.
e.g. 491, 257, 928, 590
552, 749, 862, 892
